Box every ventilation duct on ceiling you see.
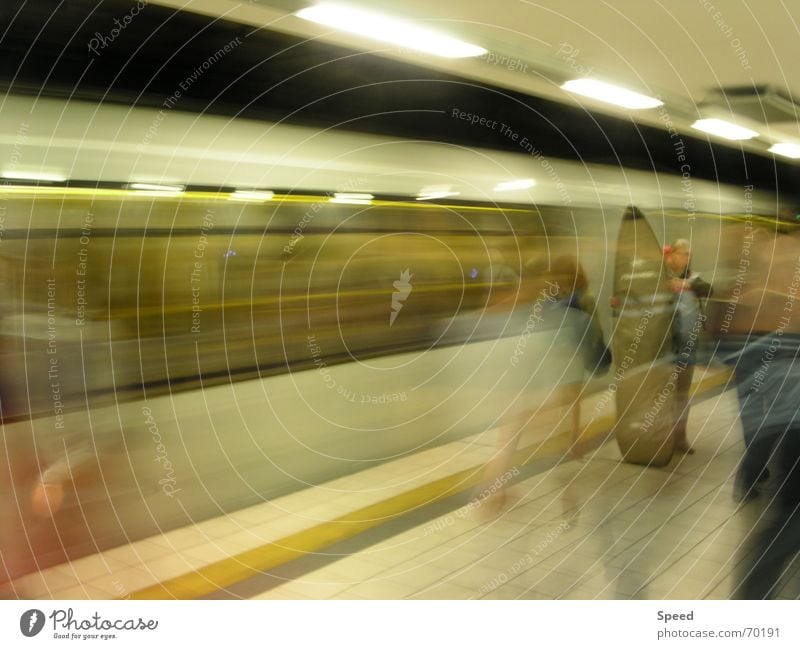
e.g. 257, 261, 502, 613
703, 85, 800, 125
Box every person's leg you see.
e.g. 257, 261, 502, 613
563, 382, 585, 458
478, 414, 525, 514
733, 506, 800, 598
734, 430, 800, 598
736, 428, 775, 501
673, 364, 695, 453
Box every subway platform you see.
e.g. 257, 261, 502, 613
10, 364, 797, 600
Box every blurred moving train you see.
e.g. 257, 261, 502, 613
0, 93, 782, 570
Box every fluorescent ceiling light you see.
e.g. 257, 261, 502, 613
296, 4, 486, 58
416, 191, 460, 201
493, 179, 536, 192
330, 198, 372, 205
416, 185, 459, 201
691, 119, 759, 141
2, 170, 67, 182
229, 190, 275, 201
333, 192, 373, 200
561, 79, 663, 109
330, 192, 374, 205
128, 182, 185, 192
769, 143, 800, 159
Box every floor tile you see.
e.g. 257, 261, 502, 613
53, 554, 130, 582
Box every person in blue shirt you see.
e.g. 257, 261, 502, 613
665, 239, 713, 454
546, 255, 611, 457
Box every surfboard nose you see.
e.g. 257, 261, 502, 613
623, 205, 647, 221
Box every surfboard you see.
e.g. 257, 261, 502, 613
610, 206, 677, 466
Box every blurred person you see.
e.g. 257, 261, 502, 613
730, 336, 800, 599
708, 227, 800, 598
0, 294, 138, 596
0, 434, 39, 598
547, 254, 611, 457
465, 257, 597, 511
664, 239, 713, 454
0, 296, 37, 597
708, 226, 786, 498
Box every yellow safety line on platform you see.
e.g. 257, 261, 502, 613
128, 367, 731, 600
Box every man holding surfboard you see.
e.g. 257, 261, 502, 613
664, 239, 713, 454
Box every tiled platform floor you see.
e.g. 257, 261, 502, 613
246, 389, 799, 600
13, 366, 792, 600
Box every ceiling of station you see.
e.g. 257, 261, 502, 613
363, 0, 799, 113
148, 0, 800, 159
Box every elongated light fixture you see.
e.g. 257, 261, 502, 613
128, 182, 185, 192
769, 143, 800, 159
561, 79, 663, 109
229, 190, 275, 201
296, 4, 486, 58
330, 192, 373, 205
416, 184, 459, 201
691, 119, 759, 141
417, 191, 460, 201
494, 179, 536, 192
2, 170, 67, 182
